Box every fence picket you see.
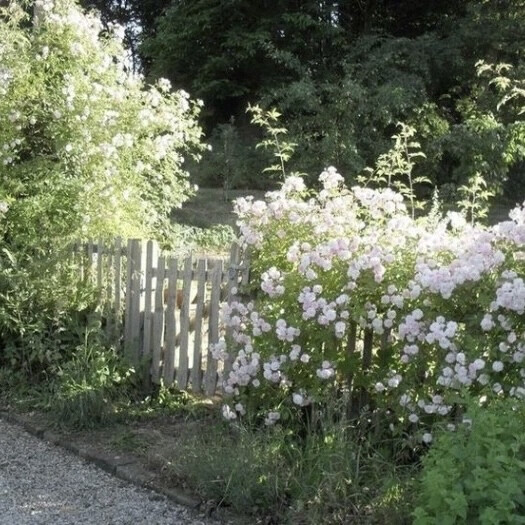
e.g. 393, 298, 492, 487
222, 244, 240, 380
124, 239, 133, 350
105, 249, 113, 339
204, 259, 222, 396
113, 237, 122, 344
191, 259, 206, 392
142, 240, 156, 384
240, 247, 250, 286
177, 256, 192, 389
151, 256, 166, 384
127, 240, 143, 364
163, 257, 178, 386
87, 239, 94, 283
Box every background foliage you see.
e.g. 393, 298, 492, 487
81, 0, 525, 197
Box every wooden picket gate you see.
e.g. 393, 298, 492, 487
75, 238, 249, 395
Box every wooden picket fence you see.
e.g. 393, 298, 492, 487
74, 238, 249, 395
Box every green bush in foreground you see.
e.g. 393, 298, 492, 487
414, 398, 525, 524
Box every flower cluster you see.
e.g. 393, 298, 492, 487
215, 169, 525, 442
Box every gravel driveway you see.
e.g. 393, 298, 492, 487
0, 418, 218, 525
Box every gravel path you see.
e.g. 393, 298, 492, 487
0, 418, 217, 525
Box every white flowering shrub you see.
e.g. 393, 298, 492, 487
0, 0, 203, 247
213, 167, 525, 441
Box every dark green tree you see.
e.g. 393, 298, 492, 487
141, 1, 346, 125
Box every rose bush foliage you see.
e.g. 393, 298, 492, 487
213, 168, 525, 440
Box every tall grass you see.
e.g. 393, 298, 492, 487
165, 406, 417, 523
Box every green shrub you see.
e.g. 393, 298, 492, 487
413, 398, 525, 524
0, 0, 203, 250
0, 0, 204, 378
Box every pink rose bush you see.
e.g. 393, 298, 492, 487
212, 168, 525, 441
